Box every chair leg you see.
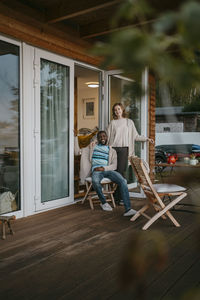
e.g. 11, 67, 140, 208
130, 204, 149, 222
165, 211, 180, 227
0, 216, 16, 239
88, 195, 94, 210
7, 220, 14, 235
108, 183, 116, 208
2, 221, 6, 240
143, 209, 179, 231
82, 180, 116, 210
110, 193, 116, 208
142, 193, 186, 230
152, 204, 167, 219
163, 193, 187, 226
82, 182, 92, 204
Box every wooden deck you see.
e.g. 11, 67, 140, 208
0, 191, 200, 300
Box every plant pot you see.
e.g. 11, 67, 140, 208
184, 157, 190, 164
189, 159, 198, 165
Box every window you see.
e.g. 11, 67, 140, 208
0, 40, 20, 214
40, 59, 70, 202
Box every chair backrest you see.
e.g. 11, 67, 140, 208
130, 156, 145, 182
129, 156, 164, 207
79, 146, 91, 184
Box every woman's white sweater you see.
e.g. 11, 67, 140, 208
107, 118, 148, 156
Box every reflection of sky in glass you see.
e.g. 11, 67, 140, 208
41, 64, 62, 89
0, 54, 18, 122
0, 50, 19, 152
40, 59, 69, 201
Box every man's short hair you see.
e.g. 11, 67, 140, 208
97, 130, 107, 139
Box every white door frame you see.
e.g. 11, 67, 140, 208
34, 48, 74, 211
103, 68, 149, 197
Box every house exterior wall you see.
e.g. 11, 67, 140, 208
0, 8, 155, 217
156, 122, 184, 133
156, 114, 200, 132
77, 78, 99, 130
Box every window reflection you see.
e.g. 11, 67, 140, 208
155, 81, 200, 177
40, 59, 69, 202
0, 40, 20, 214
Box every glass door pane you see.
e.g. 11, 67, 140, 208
108, 74, 142, 186
0, 40, 20, 214
40, 59, 70, 202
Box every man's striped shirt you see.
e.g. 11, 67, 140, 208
92, 144, 109, 172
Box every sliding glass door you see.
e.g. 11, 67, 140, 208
34, 50, 74, 211
105, 70, 148, 193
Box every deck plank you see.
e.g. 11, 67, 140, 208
0, 197, 199, 300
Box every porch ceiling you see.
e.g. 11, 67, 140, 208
0, 0, 190, 43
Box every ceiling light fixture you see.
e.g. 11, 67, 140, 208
86, 82, 99, 88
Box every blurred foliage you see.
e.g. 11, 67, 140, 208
111, 0, 154, 28
181, 288, 200, 300
156, 81, 200, 109
119, 231, 168, 298
122, 81, 142, 100
93, 0, 200, 97
182, 97, 200, 111
92, 1, 200, 298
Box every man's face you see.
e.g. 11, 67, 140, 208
98, 132, 107, 145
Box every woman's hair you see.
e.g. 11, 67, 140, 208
112, 103, 126, 119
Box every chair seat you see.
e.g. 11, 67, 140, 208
83, 177, 116, 210
85, 177, 112, 184
153, 183, 186, 193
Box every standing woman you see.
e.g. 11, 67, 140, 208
107, 103, 154, 201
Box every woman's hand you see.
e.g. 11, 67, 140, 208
148, 138, 154, 144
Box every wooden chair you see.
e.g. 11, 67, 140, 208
129, 156, 187, 230
82, 177, 116, 210
0, 215, 15, 240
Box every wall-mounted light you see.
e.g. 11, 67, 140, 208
85, 82, 99, 88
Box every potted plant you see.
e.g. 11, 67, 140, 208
189, 154, 198, 165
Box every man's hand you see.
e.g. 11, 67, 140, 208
94, 167, 105, 171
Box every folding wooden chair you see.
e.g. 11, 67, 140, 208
82, 177, 116, 210
0, 215, 15, 240
129, 156, 187, 230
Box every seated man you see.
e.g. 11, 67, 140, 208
89, 130, 137, 216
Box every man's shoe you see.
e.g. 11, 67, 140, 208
123, 208, 137, 217
100, 202, 113, 211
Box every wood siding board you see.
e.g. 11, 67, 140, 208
0, 11, 102, 65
